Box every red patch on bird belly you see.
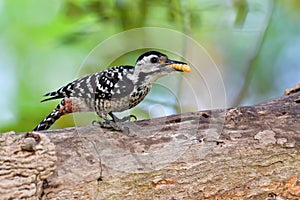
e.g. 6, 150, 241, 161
59, 98, 90, 114
59, 98, 74, 114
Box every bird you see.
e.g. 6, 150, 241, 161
33, 51, 190, 132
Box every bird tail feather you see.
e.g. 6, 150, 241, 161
33, 105, 62, 131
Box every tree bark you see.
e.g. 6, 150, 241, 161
1, 83, 300, 200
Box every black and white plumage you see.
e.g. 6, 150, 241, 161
33, 51, 189, 131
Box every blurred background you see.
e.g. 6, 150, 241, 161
0, 0, 299, 132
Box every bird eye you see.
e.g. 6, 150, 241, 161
150, 57, 159, 63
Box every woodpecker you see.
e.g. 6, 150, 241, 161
33, 51, 190, 132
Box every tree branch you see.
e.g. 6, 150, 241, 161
1, 83, 300, 199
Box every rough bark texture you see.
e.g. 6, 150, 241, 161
1, 83, 300, 200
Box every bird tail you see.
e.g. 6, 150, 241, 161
33, 107, 62, 131
33, 98, 80, 131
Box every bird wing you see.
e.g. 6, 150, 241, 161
41, 65, 135, 102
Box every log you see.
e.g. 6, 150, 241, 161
1, 83, 300, 200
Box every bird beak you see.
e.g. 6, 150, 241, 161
165, 59, 191, 72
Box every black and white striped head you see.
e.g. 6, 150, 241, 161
134, 51, 187, 75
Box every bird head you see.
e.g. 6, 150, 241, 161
134, 51, 190, 83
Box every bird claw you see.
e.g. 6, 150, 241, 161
92, 120, 102, 126
92, 113, 136, 133
92, 119, 130, 133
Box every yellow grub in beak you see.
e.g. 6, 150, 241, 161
169, 63, 191, 72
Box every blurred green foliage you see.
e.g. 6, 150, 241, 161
0, 0, 299, 132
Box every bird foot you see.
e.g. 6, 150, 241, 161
92, 119, 130, 133
92, 113, 136, 133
